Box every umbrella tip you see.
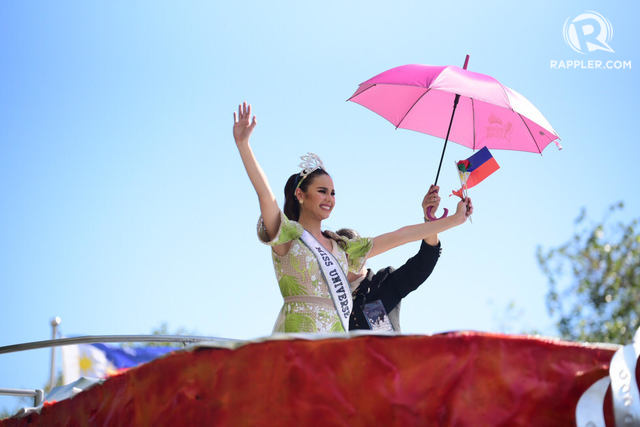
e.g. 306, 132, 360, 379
463, 55, 470, 70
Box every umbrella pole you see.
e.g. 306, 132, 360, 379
433, 54, 469, 186
433, 95, 460, 185
425, 101, 459, 221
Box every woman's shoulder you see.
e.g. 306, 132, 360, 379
257, 210, 304, 247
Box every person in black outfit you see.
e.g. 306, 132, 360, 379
340, 185, 470, 331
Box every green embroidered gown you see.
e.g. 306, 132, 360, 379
258, 211, 372, 333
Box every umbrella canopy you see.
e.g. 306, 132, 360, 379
348, 64, 561, 154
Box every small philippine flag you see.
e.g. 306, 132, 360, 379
453, 146, 499, 198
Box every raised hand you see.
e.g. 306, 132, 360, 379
422, 185, 441, 219
233, 102, 257, 145
465, 198, 473, 218
455, 197, 473, 221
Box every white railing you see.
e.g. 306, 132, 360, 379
0, 334, 238, 409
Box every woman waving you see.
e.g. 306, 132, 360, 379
233, 102, 471, 333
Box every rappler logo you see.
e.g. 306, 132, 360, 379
563, 11, 614, 54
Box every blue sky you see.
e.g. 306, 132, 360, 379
1, 0, 638, 413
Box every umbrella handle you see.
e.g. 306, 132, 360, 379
426, 206, 449, 221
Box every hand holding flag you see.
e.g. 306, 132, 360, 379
454, 197, 474, 221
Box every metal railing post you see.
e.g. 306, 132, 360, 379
34, 388, 44, 406
49, 317, 61, 390
0, 388, 45, 407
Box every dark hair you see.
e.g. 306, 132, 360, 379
336, 228, 360, 240
283, 168, 329, 221
333, 228, 359, 251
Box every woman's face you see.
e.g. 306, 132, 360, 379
297, 174, 335, 220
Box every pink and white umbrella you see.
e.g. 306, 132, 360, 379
348, 56, 560, 218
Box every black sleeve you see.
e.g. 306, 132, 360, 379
367, 240, 441, 313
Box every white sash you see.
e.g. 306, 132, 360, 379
299, 230, 352, 332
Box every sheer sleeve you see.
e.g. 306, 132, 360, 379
343, 236, 373, 273
257, 210, 303, 246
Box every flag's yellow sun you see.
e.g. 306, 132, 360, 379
79, 355, 93, 372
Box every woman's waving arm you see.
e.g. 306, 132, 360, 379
233, 102, 282, 246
